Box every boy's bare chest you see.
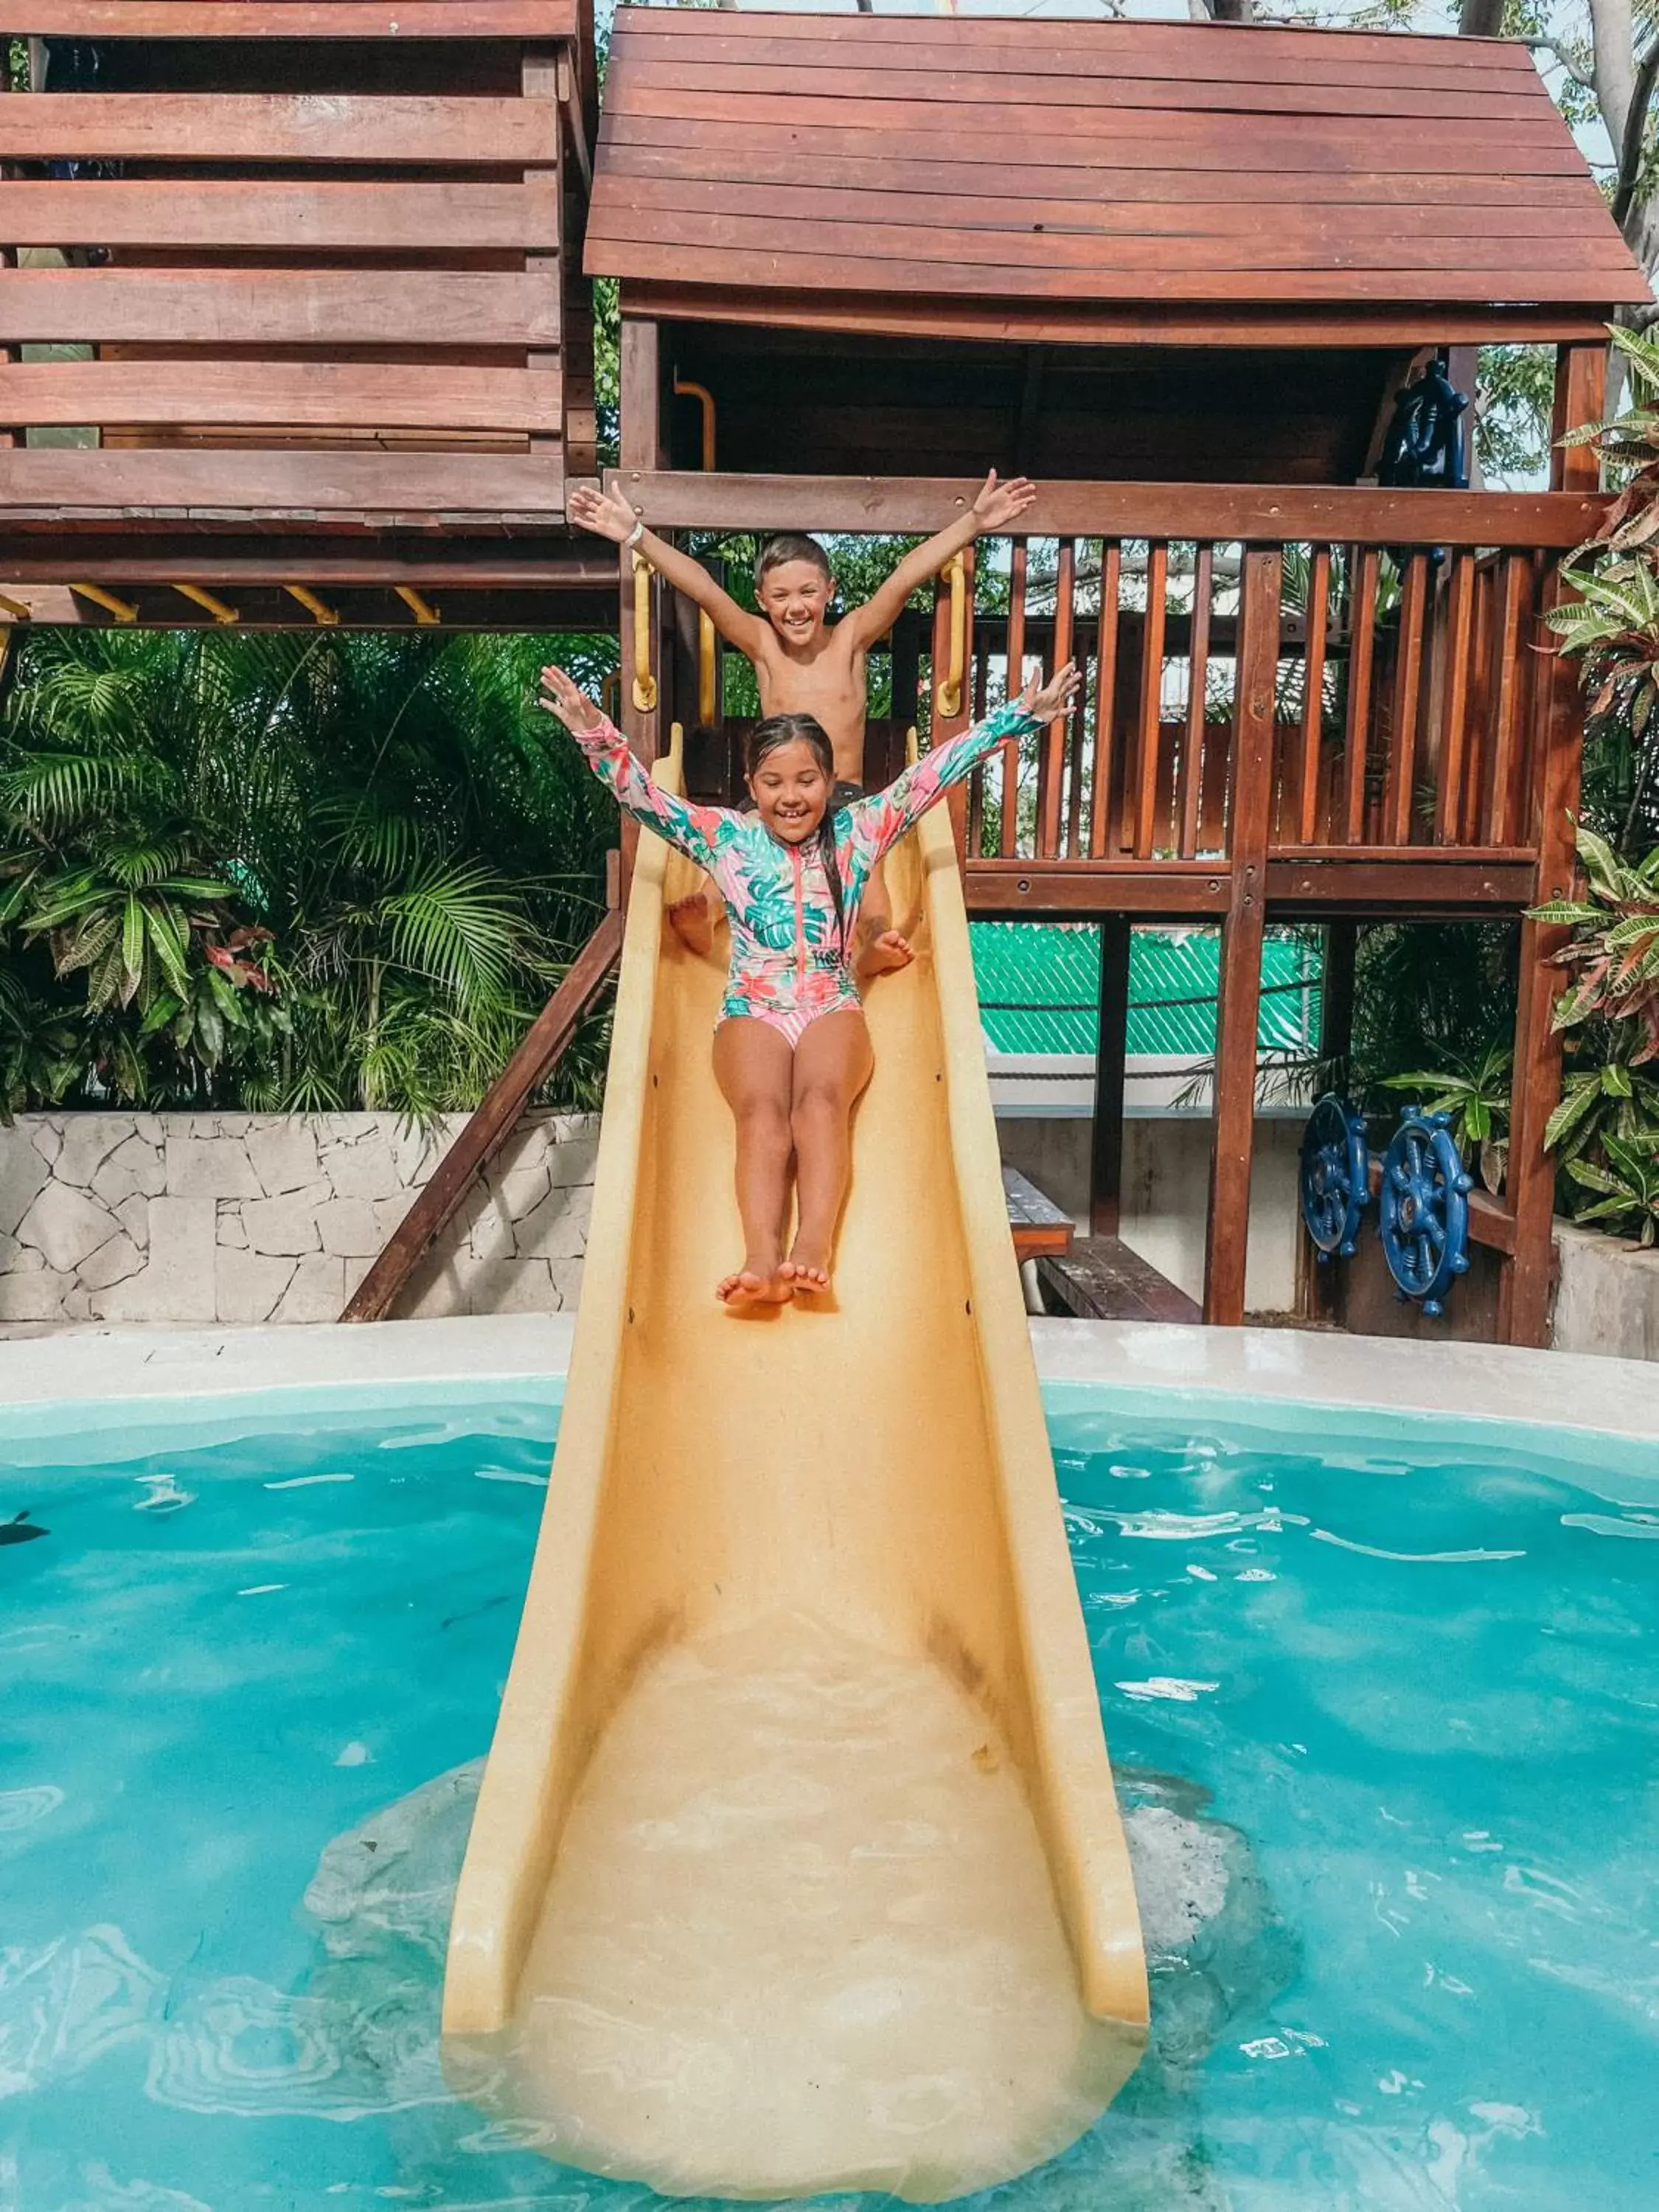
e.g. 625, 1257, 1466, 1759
757, 646, 867, 766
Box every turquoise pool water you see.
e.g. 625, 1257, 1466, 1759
3, 1385, 1657, 2211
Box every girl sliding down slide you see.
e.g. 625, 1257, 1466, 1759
540, 660, 1082, 1308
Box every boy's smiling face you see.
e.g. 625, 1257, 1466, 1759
757, 558, 835, 650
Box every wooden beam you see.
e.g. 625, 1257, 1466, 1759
0, 178, 560, 251
0, 448, 565, 518
1205, 546, 1281, 1326
0, 1, 576, 34
965, 860, 1230, 917
341, 905, 622, 1325
612, 470, 1604, 548
1264, 852, 1535, 910
0, 93, 559, 165
0, 363, 562, 433
0, 271, 560, 349
1089, 915, 1131, 1237
620, 279, 1618, 351
1, 538, 616, 585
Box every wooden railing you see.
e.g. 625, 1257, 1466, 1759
959, 533, 1551, 870
619, 473, 1599, 913
0, 0, 592, 524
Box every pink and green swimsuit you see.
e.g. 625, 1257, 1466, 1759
568, 700, 1040, 1045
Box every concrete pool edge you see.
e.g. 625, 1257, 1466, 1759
0, 1312, 1649, 1446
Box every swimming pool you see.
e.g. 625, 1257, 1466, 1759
4, 1348, 1657, 2211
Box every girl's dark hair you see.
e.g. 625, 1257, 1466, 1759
745, 713, 846, 950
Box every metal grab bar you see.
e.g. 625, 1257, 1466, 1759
631, 549, 658, 713
936, 552, 967, 717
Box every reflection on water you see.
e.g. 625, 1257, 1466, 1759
1, 1397, 1656, 2208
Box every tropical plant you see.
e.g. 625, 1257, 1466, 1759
0, 625, 617, 1116
1530, 822, 1659, 1063
1380, 1042, 1512, 1187
1563, 1135, 1659, 1246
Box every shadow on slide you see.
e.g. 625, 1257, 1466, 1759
442, 739, 1149, 2202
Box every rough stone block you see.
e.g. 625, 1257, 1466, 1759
462, 1258, 560, 1314
77, 1231, 145, 1293
15, 1183, 121, 1273
548, 1135, 600, 1190
515, 1180, 591, 1260
372, 1192, 417, 1239
28, 1117, 64, 1166
323, 1133, 403, 1201
55, 1117, 129, 1189
246, 1120, 323, 1197
316, 1197, 383, 1258
271, 1253, 345, 1323
92, 1132, 166, 1208
217, 1208, 248, 1249
549, 1255, 585, 1309
466, 1182, 526, 1266
92, 1195, 216, 1322
215, 1246, 298, 1324
0, 1136, 52, 1239
112, 1194, 149, 1250
242, 1184, 331, 1256
402, 1248, 466, 1320
0, 1265, 74, 1322
166, 1133, 262, 1199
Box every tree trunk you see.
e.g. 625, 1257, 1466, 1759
1458, 0, 1506, 35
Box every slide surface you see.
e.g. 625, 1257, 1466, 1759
442, 752, 1148, 2201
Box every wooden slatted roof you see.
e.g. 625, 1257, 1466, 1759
588, 8, 1649, 339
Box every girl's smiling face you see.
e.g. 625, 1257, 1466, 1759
746, 738, 830, 845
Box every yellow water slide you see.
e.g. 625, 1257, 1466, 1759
442, 745, 1148, 2201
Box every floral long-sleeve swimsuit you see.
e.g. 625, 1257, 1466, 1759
570, 700, 1040, 1048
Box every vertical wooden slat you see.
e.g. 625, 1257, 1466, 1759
1482, 552, 1530, 846
999, 538, 1028, 858
1295, 545, 1330, 844
1433, 549, 1477, 844
1502, 336, 1605, 1347
1037, 538, 1074, 858
1133, 540, 1169, 858
1090, 915, 1132, 1237
1461, 557, 1496, 845
1065, 616, 1088, 858
967, 633, 990, 858
1384, 549, 1428, 844
1341, 546, 1379, 844
1205, 546, 1282, 1326
1178, 542, 1213, 859
1088, 540, 1122, 858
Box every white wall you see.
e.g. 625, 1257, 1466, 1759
995, 1110, 1306, 1315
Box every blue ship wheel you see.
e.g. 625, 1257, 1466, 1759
1379, 1108, 1472, 1318
1299, 1094, 1369, 1260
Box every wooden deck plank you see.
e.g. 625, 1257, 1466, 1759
0, 93, 559, 165
1036, 1239, 1202, 1325
0, 362, 561, 433
0, 271, 559, 348
0, 447, 565, 515
0, 1, 576, 34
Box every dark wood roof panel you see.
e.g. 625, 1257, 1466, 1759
588, 7, 1649, 316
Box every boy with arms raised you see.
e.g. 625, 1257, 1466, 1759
568, 469, 1037, 972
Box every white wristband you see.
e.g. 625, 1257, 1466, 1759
623, 519, 645, 550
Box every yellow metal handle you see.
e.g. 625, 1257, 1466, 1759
631, 549, 658, 713
936, 552, 967, 717
70, 582, 139, 624
697, 610, 717, 724
672, 378, 717, 472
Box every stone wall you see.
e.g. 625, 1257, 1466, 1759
0, 1111, 597, 1326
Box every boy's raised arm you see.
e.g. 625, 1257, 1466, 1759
842, 469, 1039, 649
568, 481, 768, 655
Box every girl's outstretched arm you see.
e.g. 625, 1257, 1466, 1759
540, 664, 728, 873
849, 663, 1082, 863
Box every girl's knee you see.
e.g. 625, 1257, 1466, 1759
734, 1093, 790, 1139
790, 1084, 848, 1134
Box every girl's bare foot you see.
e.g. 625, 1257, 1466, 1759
717, 1256, 794, 1307
782, 1243, 832, 1296
668, 892, 715, 956
856, 928, 914, 980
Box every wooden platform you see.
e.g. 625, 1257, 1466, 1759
1003, 1164, 1076, 1264
1035, 1238, 1202, 1325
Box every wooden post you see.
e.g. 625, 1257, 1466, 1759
1090, 915, 1132, 1237
1204, 546, 1282, 1325
1321, 919, 1357, 1077
1499, 338, 1605, 1347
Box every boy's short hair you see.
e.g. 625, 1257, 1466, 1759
755, 533, 832, 589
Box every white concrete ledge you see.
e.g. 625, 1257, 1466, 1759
1, 1313, 1654, 1455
